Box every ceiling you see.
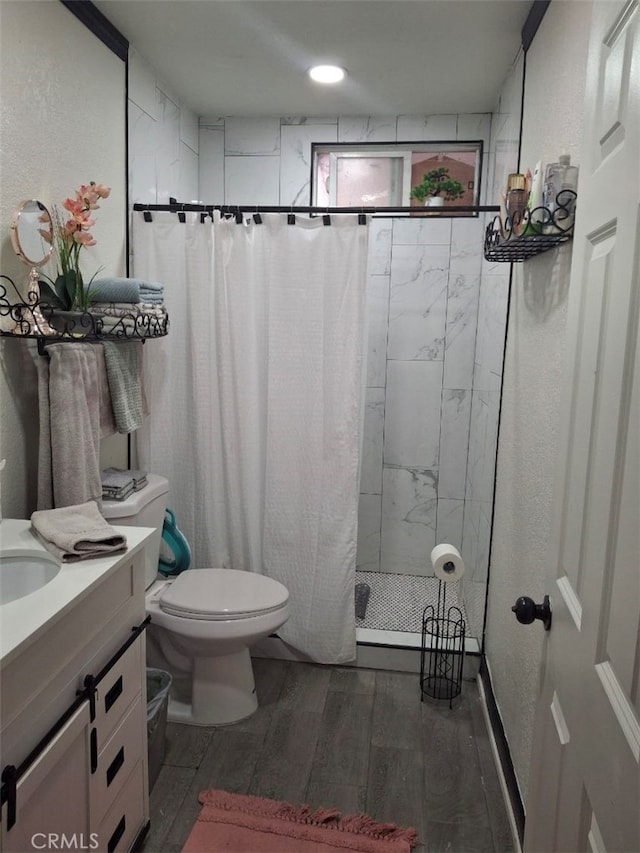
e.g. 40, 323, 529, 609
93, 0, 533, 118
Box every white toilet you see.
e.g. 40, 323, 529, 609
102, 475, 290, 726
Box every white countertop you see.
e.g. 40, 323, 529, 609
0, 519, 153, 667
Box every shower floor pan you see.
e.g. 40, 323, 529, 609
253, 570, 479, 674
355, 570, 479, 656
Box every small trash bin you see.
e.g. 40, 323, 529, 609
146, 668, 171, 791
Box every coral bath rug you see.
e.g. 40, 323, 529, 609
181, 790, 419, 853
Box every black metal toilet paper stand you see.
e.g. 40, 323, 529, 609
420, 579, 466, 708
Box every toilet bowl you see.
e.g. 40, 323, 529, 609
102, 475, 290, 726
146, 570, 289, 725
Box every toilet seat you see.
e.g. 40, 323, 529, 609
158, 568, 289, 621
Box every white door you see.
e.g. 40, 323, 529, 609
524, 2, 640, 851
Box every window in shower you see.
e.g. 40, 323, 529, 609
311, 141, 483, 213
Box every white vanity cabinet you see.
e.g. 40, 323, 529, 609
0, 526, 153, 853
90, 636, 149, 852
1, 703, 93, 853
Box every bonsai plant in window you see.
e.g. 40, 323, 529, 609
409, 167, 465, 207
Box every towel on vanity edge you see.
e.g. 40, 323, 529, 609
31, 500, 127, 562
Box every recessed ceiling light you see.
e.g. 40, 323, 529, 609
308, 65, 346, 84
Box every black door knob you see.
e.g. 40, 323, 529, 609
512, 595, 552, 630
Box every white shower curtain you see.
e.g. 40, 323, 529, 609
133, 211, 369, 663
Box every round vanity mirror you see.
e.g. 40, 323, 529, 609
7, 199, 57, 336
10, 199, 54, 268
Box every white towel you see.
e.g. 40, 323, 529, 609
103, 467, 148, 490
31, 500, 127, 562
88, 303, 167, 318
102, 484, 134, 501
101, 468, 135, 501
101, 469, 134, 489
94, 316, 137, 335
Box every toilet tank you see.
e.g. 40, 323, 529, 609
102, 474, 169, 589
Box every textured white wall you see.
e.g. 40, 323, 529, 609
463, 51, 523, 638
486, 0, 592, 804
0, 1, 126, 518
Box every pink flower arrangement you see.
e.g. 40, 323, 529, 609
61, 182, 110, 246
40, 181, 111, 311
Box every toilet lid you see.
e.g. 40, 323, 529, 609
158, 568, 289, 620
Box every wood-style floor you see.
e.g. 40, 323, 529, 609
143, 658, 514, 853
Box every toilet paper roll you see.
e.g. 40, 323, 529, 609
430, 544, 465, 583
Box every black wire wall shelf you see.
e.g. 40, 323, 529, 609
0, 276, 169, 354
484, 190, 577, 263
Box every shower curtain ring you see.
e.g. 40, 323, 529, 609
178, 204, 186, 224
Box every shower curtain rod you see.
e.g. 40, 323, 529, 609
133, 202, 500, 219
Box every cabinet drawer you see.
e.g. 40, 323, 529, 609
91, 694, 145, 826
97, 759, 146, 853
94, 637, 144, 750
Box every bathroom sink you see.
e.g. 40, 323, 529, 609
0, 550, 61, 605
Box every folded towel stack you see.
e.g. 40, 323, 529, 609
139, 281, 165, 306
88, 304, 168, 337
129, 469, 148, 491
31, 500, 127, 562
87, 278, 168, 338
102, 467, 148, 500
102, 469, 135, 500
89, 302, 167, 318
89, 277, 165, 305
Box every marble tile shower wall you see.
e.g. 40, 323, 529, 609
195, 113, 513, 639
